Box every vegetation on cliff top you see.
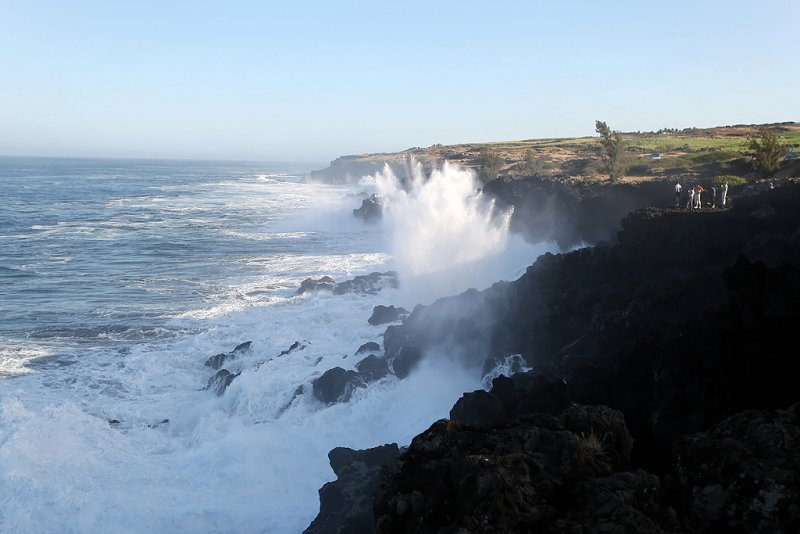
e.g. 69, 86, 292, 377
311, 122, 800, 184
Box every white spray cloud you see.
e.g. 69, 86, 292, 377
369, 160, 553, 304
375, 160, 512, 277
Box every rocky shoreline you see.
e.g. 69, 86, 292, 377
306, 181, 800, 533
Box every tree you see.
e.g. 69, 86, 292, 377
477, 147, 504, 183
748, 128, 786, 175
595, 120, 627, 181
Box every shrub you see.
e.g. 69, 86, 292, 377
477, 147, 504, 183
513, 150, 554, 176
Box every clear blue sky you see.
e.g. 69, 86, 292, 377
1, 0, 797, 162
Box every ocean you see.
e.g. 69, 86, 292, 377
0, 156, 553, 532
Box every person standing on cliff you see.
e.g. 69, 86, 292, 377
686, 188, 694, 209
674, 182, 682, 207
694, 184, 704, 209
721, 182, 729, 207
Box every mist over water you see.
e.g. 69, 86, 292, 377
0, 158, 556, 533
369, 160, 549, 304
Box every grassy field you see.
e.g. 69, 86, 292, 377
463, 123, 799, 182
332, 122, 800, 184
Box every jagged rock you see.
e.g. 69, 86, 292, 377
378, 185, 800, 474
481, 354, 527, 383
356, 354, 389, 382
353, 194, 383, 222
391, 347, 422, 379
298, 276, 336, 295
204, 340, 252, 369
482, 175, 672, 249
312, 367, 362, 404
374, 405, 679, 533
674, 403, 800, 533
305, 444, 400, 534
333, 271, 398, 295
367, 305, 409, 326
204, 353, 229, 370
449, 390, 507, 429
279, 340, 309, 357
355, 341, 381, 355
308, 185, 800, 532
232, 341, 252, 353
206, 369, 239, 395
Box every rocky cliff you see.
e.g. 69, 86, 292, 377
308, 184, 800, 533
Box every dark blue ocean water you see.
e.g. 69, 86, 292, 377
0, 156, 329, 353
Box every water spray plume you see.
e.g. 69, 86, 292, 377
374, 160, 513, 279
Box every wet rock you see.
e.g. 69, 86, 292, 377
367, 305, 409, 326
312, 367, 362, 404
305, 444, 400, 534
204, 353, 229, 370
356, 354, 389, 382
206, 369, 239, 395
333, 272, 398, 295
391, 347, 422, 379
298, 276, 336, 295
204, 340, 252, 370
355, 341, 381, 355
481, 354, 527, 383
352, 194, 383, 223
279, 340, 309, 357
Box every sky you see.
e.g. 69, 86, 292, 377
0, 0, 798, 162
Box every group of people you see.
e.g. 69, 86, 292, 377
674, 181, 728, 209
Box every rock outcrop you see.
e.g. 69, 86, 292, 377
353, 194, 383, 222
297, 272, 399, 296
367, 305, 409, 326
305, 444, 401, 534
374, 406, 680, 533
675, 403, 800, 533
482, 175, 671, 248
306, 184, 800, 533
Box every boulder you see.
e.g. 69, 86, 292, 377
391, 347, 422, 379
367, 305, 409, 326
449, 390, 507, 429
206, 369, 239, 396
305, 444, 400, 534
355, 355, 389, 383
298, 276, 336, 295
355, 341, 381, 355
333, 272, 398, 295
279, 340, 309, 357
352, 194, 383, 222
204, 340, 252, 369
312, 367, 363, 404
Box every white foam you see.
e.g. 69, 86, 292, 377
0, 167, 557, 533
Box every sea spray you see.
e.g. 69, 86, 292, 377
367, 160, 552, 304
